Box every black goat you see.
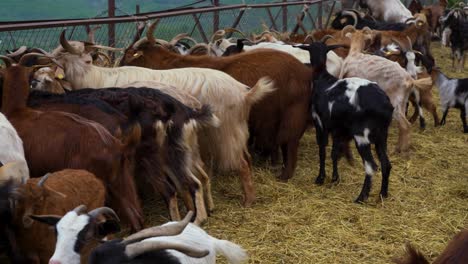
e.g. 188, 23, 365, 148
296, 42, 394, 202
331, 9, 409, 31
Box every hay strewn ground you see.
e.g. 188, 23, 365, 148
145, 42, 468, 264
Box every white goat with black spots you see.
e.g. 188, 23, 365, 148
296, 42, 393, 203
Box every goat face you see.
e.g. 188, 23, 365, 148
120, 47, 144, 66
30, 67, 66, 94
30, 206, 120, 264
331, 11, 357, 30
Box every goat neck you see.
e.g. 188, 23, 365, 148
1, 65, 32, 117
349, 33, 368, 55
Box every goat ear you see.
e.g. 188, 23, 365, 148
29, 214, 62, 226
96, 219, 121, 238
58, 79, 73, 92
293, 44, 310, 51
236, 39, 244, 50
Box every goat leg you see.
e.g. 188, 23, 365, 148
375, 133, 391, 199
315, 128, 328, 185
354, 141, 378, 203
330, 135, 343, 184
278, 138, 300, 182
240, 156, 256, 207
440, 107, 449, 126
460, 106, 468, 133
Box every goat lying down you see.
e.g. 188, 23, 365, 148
32, 210, 248, 264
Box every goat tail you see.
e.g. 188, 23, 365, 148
213, 239, 249, 264
245, 77, 275, 106
121, 121, 142, 153
189, 104, 220, 128
411, 77, 433, 92
393, 244, 429, 264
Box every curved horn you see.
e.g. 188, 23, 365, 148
29, 48, 54, 57
123, 211, 193, 244
342, 10, 359, 27
0, 55, 15, 67
210, 29, 227, 43
37, 173, 52, 187
146, 19, 160, 45
88, 207, 120, 222
319, 34, 335, 43
73, 205, 88, 215
18, 53, 63, 68
86, 44, 124, 52
86, 25, 101, 43
6, 46, 28, 59
125, 241, 210, 259
188, 43, 210, 55
60, 30, 81, 55
341, 25, 356, 37
224, 28, 246, 37
169, 33, 197, 46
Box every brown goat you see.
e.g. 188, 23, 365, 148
0, 170, 106, 264
0, 60, 143, 231
120, 24, 313, 181
394, 229, 468, 264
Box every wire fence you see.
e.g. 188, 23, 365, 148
0, 1, 335, 53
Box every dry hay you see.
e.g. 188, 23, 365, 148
143, 42, 468, 264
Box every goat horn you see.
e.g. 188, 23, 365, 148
303, 34, 314, 43
6, 46, 28, 59
0, 55, 15, 67
86, 25, 101, 44
341, 25, 356, 37
60, 30, 81, 55
123, 211, 193, 244
125, 241, 210, 259
146, 19, 160, 45
37, 173, 52, 187
95, 51, 112, 65
188, 43, 209, 55
320, 34, 335, 43
18, 53, 63, 68
342, 11, 359, 27
29, 48, 54, 57
73, 205, 88, 215
210, 29, 226, 43
88, 207, 120, 222
86, 44, 124, 52
169, 33, 196, 46
224, 28, 246, 37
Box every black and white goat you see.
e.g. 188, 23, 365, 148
431, 68, 468, 133
32, 209, 248, 264
440, 8, 468, 72
296, 42, 394, 202
331, 9, 409, 31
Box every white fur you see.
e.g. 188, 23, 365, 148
312, 111, 323, 129
327, 78, 374, 110
50, 212, 91, 264
143, 222, 248, 264
364, 161, 375, 176
328, 101, 334, 114
442, 27, 452, 47
361, 0, 412, 23
354, 128, 370, 146
0, 113, 29, 184
434, 72, 460, 109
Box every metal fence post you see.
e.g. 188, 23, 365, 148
214, 0, 219, 33
282, 0, 288, 32
108, 0, 115, 47
318, 1, 323, 29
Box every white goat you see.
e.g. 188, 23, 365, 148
360, 0, 413, 23
0, 113, 29, 185
52, 32, 275, 206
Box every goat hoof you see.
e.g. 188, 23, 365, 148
380, 192, 388, 199
464, 128, 468, 133
315, 177, 325, 185
354, 196, 367, 204
331, 177, 340, 185
242, 197, 255, 207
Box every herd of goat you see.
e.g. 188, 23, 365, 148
0, 0, 467, 263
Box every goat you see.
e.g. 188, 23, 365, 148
296, 42, 393, 202
374, 37, 439, 128
87, 211, 248, 264
431, 68, 468, 133
0, 170, 107, 263
0, 113, 29, 185
409, 0, 448, 36
394, 229, 468, 264
439, 8, 468, 72
331, 9, 409, 31
0, 58, 143, 231
339, 26, 433, 152
52, 30, 275, 206
359, 0, 413, 23
210, 37, 344, 78
119, 21, 313, 182
31, 66, 72, 94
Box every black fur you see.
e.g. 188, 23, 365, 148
297, 42, 393, 202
